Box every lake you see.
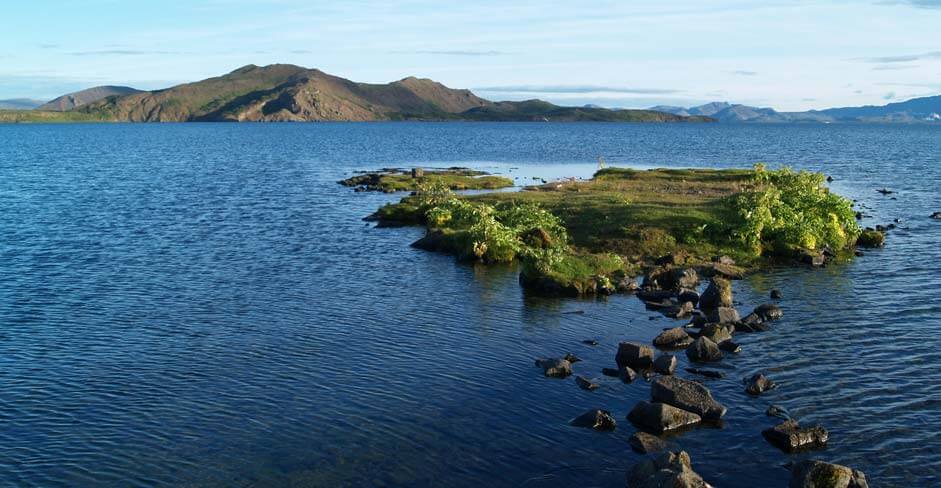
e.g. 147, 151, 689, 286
1, 122, 939, 487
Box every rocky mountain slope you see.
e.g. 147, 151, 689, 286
38, 86, 143, 111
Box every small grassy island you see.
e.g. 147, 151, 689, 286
360, 164, 867, 295
339, 167, 514, 193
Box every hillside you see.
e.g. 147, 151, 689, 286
0, 98, 45, 110
64, 64, 708, 123
654, 95, 941, 123
38, 86, 143, 111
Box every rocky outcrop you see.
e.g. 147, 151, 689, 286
616, 342, 654, 369
686, 337, 724, 363
651, 376, 727, 420
570, 409, 617, 431
653, 327, 693, 349
745, 373, 776, 395
627, 450, 712, 488
627, 400, 702, 433
789, 460, 869, 488
699, 277, 733, 309
763, 419, 828, 451
535, 358, 572, 378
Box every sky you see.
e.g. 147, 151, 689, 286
2, 0, 940, 111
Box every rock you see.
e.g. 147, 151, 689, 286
763, 419, 828, 452
701, 262, 746, 280
655, 252, 688, 266
677, 288, 700, 306
616, 342, 654, 369
718, 340, 741, 353
931, 212, 941, 220
801, 251, 826, 267
856, 229, 885, 248
601, 367, 620, 377
669, 301, 695, 319
653, 354, 678, 375
627, 400, 702, 433
736, 315, 772, 333
575, 375, 599, 391
629, 431, 669, 454
789, 460, 869, 488
616, 276, 640, 293
563, 352, 582, 363
686, 368, 724, 379
644, 266, 700, 291
619, 366, 638, 383
876, 187, 894, 195
686, 336, 724, 363
744, 373, 776, 395
766, 405, 791, 420
651, 376, 727, 420
628, 450, 711, 488
712, 255, 736, 265
770, 289, 782, 299
653, 327, 693, 349
582, 339, 599, 346
700, 323, 734, 344
535, 358, 572, 378
570, 409, 617, 431
699, 277, 733, 309
754, 303, 783, 321
706, 306, 740, 324
854, 250, 864, 257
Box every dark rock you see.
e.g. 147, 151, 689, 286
766, 405, 791, 420
582, 339, 599, 346
701, 262, 746, 280
653, 326, 693, 349
707, 306, 740, 324
601, 367, 620, 377
736, 316, 772, 333
616, 276, 640, 293
770, 289, 782, 299
856, 229, 885, 248
876, 188, 894, 195
627, 400, 701, 433
628, 450, 711, 488
754, 303, 783, 321
653, 354, 677, 375
629, 431, 670, 454
668, 301, 695, 319
854, 250, 864, 257
686, 336, 724, 363
744, 373, 776, 395
616, 342, 654, 369
826, 175, 834, 182
763, 419, 828, 452
718, 340, 741, 353
644, 266, 700, 291
686, 368, 724, 379
801, 251, 826, 267
677, 288, 700, 306
535, 358, 572, 378
699, 277, 733, 309
563, 352, 582, 363
619, 366, 638, 383
931, 212, 941, 220
570, 409, 617, 431
575, 375, 599, 391
651, 376, 727, 420
637, 289, 676, 302
700, 323, 734, 344
789, 460, 869, 488
655, 252, 688, 266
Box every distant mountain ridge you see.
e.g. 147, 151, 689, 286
0, 98, 45, 110
60, 64, 709, 123
38, 86, 144, 111
652, 96, 941, 123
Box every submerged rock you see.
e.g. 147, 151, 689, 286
754, 303, 784, 321
628, 400, 702, 433
686, 337, 724, 363
651, 376, 727, 420
763, 419, 828, 452
582, 339, 599, 346
653, 327, 693, 349
789, 460, 869, 488
627, 450, 712, 488
535, 358, 572, 378
653, 354, 678, 375
770, 289, 782, 299
686, 368, 724, 379
629, 431, 670, 454
616, 341, 655, 369
575, 375, 599, 391
570, 409, 617, 431
766, 405, 791, 420
699, 277, 733, 309
745, 373, 776, 395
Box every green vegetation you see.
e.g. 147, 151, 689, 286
370, 164, 863, 295
0, 110, 107, 123
856, 229, 885, 247
339, 168, 513, 193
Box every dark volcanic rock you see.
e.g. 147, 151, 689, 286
686, 368, 724, 379
570, 409, 617, 431
575, 375, 599, 391
651, 376, 727, 420
629, 431, 670, 454
616, 342, 655, 369
763, 419, 828, 452
653, 327, 693, 349
653, 354, 677, 375
744, 373, 776, 395
699, 277, 733, 309
789, 460, 869, 488
686, 336, 724, 363
628, 450, 711, 488
535, 358, 572, 378
754, 303, 783, 321
627, 400, 701, 433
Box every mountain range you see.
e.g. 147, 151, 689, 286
0, 98, 45, 110
651, 97, 941, 123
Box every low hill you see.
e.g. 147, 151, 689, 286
38, 86, 143, 111
0, 98, 45, 110
654, 95, 941, 123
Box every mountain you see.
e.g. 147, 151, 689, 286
38, 86, 143, 111
653, 95, 941, 123
67, 64, 709, 123
0, 98, 45, 110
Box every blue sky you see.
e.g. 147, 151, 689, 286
2, 0, 940, 110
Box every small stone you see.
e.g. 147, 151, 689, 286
629, 431, 669, 454
653, 354, 677, 375
570, 409, 617, 431
535, 358, 572, 378
763, 419, 828, 452
686, 336, 724, 363
745, 373, 776, 395
627, 400, 701, 433
575, 375, 599, 391
931, 211, 941, 220
677, 288, 700, 306
616, 341, 655, 369
628, 451, 712, 488
700, 322, 734, 343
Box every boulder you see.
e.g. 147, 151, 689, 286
700, 323, 734, 344
627, 400, 702, 433
789, 460, 869, 488
629, 431, 669, 454
686, 337, 724, 363
744, 373, 776, 395
653, 327, 693, 349
669, 301, 696, 319
753, 303, 783, 321
616, 342, 654, 369
763, 419, 828, 452
706, 306, 740, 324
643, 266, 699, 291
535, 358, 572, 378
856, 230, 885, 248
736, 315, 772, 333
619, 366, 638, 383
686, 368, 724, 379
651, 376, 727, 420
699, 277, 733, 309
601, 367, 620, 377
570, 409, 617, 431
616, 276, 640, 293
627, 450, 711, 488
575, 375, 599, 391
677, 288, 700, 306
718, 340, 741, 353
653, 354, 678, 375
770, 289, 782, 299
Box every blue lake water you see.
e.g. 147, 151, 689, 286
0, 122, 939, 487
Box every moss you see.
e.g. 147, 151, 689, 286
856, 229, 885, 248
340, 168, 513, 193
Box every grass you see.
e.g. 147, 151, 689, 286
340, 168, 514, 192
0, 110, 108, 123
